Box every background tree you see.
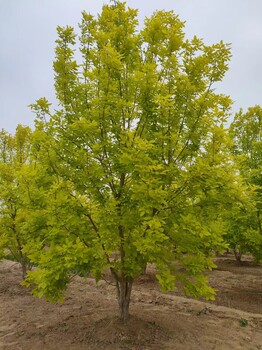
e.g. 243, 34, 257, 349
223, 180, 259, 262
229, 106, 262, 261
25, 1, 234, 321
0, 125, 33, 279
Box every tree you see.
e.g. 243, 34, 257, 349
0, 125, 33, 279
25, 1, 233, 321
223, 179, 259, 262
229, 106, 262, 261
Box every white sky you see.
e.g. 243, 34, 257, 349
1, 0, 262, 133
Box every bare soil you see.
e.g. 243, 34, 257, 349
1, 254, 262, 350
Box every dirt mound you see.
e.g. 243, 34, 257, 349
85, 315, 170, 349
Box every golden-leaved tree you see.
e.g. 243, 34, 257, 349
24, 1, 237, 321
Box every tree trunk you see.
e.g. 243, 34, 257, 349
18, 245, 27, 279
234, 247, 242, 263
21, 260, 27, 280
116, 279, 133, 323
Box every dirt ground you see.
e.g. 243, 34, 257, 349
0, 255, 262, 350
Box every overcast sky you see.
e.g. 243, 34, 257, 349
1, 0, 262, 133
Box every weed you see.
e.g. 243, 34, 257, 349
239, 318, 248, 327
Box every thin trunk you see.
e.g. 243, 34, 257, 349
18, 245, 27, 279
257, 209, 262, 235
21, 260, 27, 280
234, 247, 242, 262
116, 279, 133, 322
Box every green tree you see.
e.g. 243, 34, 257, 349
25, 1, 233, 321
0, 125, 33, 278
223, 180, 259, 262
229, 106, 262, 261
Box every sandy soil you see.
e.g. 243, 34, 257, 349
0, 255, 262, 350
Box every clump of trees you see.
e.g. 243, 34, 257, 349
0, 1, 261, 322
